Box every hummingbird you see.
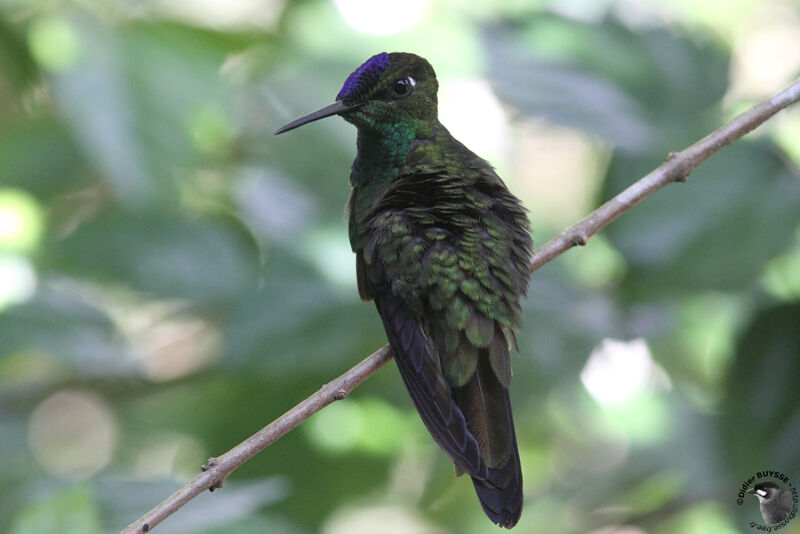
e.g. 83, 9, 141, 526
276, 52, 532, 528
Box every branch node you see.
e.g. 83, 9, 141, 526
201, 458, 217, 472
673, 171, 689, 183
671, 161, 691, 183
571, 233, 588, 247
333, 389, 348, 401
666, 153, 692, 182
142, 524, 150, 533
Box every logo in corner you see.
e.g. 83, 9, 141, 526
736, 470, 798, 531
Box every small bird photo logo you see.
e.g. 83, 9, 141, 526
736, 471, 799, 530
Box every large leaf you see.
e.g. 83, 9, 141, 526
222, 248, 385, 376
0, 117, 87, 199
485, 14, 729, 152
603, 140, 800, 294
721, 302, 800, 478
0, 279, 128, 376
49, 17, 258, 208
0, 17, 38, 105
47, 211, 258, 302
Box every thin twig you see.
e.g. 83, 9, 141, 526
121, 78, 800, 534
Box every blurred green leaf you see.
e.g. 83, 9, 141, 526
603, 140, 800, 294
199, 515, 307, 534
0, 117, 87, 199
518, 269, 631, 391
0, 17, 37, 98
485, 14, 729, 152
653, 501, 739, 534
486, 22, 654, 151
50, 17, 259, 207
92, 477, 292, 534
722, 302, 800, 478
0, 280, 127, 376
237, 59, 357, 220
47, 211, 258, 302
222, 249, 385, 376
9, 486, 101, 534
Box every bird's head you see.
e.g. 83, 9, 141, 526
747, 481, 783, 502
275, 52, 438, 136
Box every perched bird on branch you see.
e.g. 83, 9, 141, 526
276, 52, 532, 528
748, 481, 794, 525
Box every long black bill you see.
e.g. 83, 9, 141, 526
274, 101, 357, 135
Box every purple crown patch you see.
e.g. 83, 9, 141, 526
337, 52, 390, 105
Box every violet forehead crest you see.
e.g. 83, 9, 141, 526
337, 52, 391, 105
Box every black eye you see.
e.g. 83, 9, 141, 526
391, 76, 415, 98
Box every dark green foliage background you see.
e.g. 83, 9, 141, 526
0, 2, 798, 533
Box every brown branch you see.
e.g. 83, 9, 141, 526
120, 77, 800, 534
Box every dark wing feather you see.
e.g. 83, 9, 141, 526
374, 286, 486, 477
367, 251, 522, 528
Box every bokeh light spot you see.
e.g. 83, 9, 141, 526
189, 105, 232, 154
323, 504, 443, 534
28, 17, 81, 72
28, 390, 117, 480
115, 301, 221, 382
581, 338, 671, 406
133, 433, 206, 480
0, 254, 37, 309
439, 78, 507, 168
355, 398, 409, 454
305, 400, 365, 453
304, 229, 357, 291
0, 189, 45, 252
333, 0, 427, 35
306, 397, 412, 456
563, 234, 626, 288
761, 241, 800, 301
663, 501, 739, 534
153, 0, 286, 30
